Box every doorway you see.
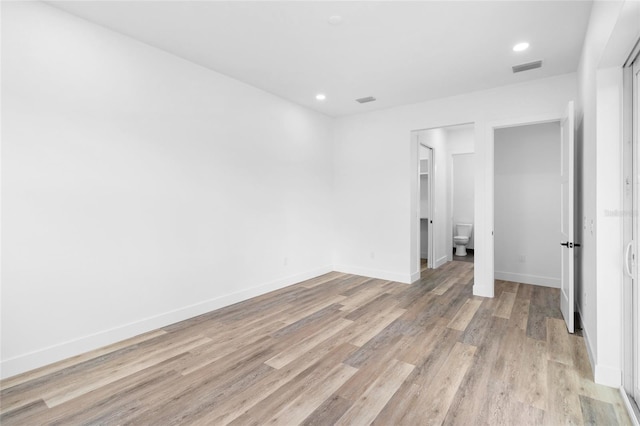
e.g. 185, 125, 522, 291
493, 122, 562, 288
488, 102, 579, 308
419, 144, 434, 269
411, 123, 475, 279
451, 152, 475, 263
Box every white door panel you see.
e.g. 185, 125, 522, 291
560, 101, 575, 333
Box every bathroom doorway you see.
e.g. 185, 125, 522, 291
451, 152, 475, 262
411, 123, 475, 278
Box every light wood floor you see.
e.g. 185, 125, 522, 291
0, 261, 632, 425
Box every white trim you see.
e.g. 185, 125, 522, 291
433, 255, 448, 269
333, 264, 412, 284
582, 286, 623, 387
595, 363, 622, 388
410, 271, 421, 283
578, 304, 597, 378
473, 282, 493, 298
486, 113, 563, 300
0, 265, 333, 379
494, 271, 560, 288
620, 387, 640, 426
581, 309, 623, 388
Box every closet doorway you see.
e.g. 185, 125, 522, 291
493, 121, 563, 291
419, 144, 434, 269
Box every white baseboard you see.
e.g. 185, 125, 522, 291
433, 255, 448, 269
473, 283, 494, 298
494, 271, 560, 288
0, 265, 333, 379
595, 364, 622, 388
577, 306, 597, 378
410, 271, 421, 283
576, 307, 622, 388
333, 265, 412, 284
620, 387, 640, 426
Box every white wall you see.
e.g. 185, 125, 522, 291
575, 0, 639, 387
446, 126, 475, 152
1, 2, 334, 378
7, 0, 620, 383
494, 122, 561, 287
333, 74, 576, 294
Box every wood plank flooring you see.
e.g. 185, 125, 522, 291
0, 261, 632, 425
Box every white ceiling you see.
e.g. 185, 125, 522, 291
49, 1, 592, 117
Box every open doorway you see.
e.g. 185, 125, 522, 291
411, 123, 475, 279
493, 122, 562, 288
489, 101, 578, 336
451, 149, 475, 263
485, 101, 574, 306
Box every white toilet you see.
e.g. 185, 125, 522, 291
453, 223, 473, 256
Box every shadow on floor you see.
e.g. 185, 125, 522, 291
453, 249, 474, 263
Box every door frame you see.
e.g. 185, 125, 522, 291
419, 143, 435, 270
486, 113, 564, 300
410, 123, 475, 282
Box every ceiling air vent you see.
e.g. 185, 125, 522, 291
512, 60, 542, 73
356, 96, 376, 104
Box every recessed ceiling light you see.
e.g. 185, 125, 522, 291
328, 15, 343, 25
316, 93, 326, 101
513, 42, 530, 52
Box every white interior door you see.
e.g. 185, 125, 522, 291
560, 101, 575, 333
